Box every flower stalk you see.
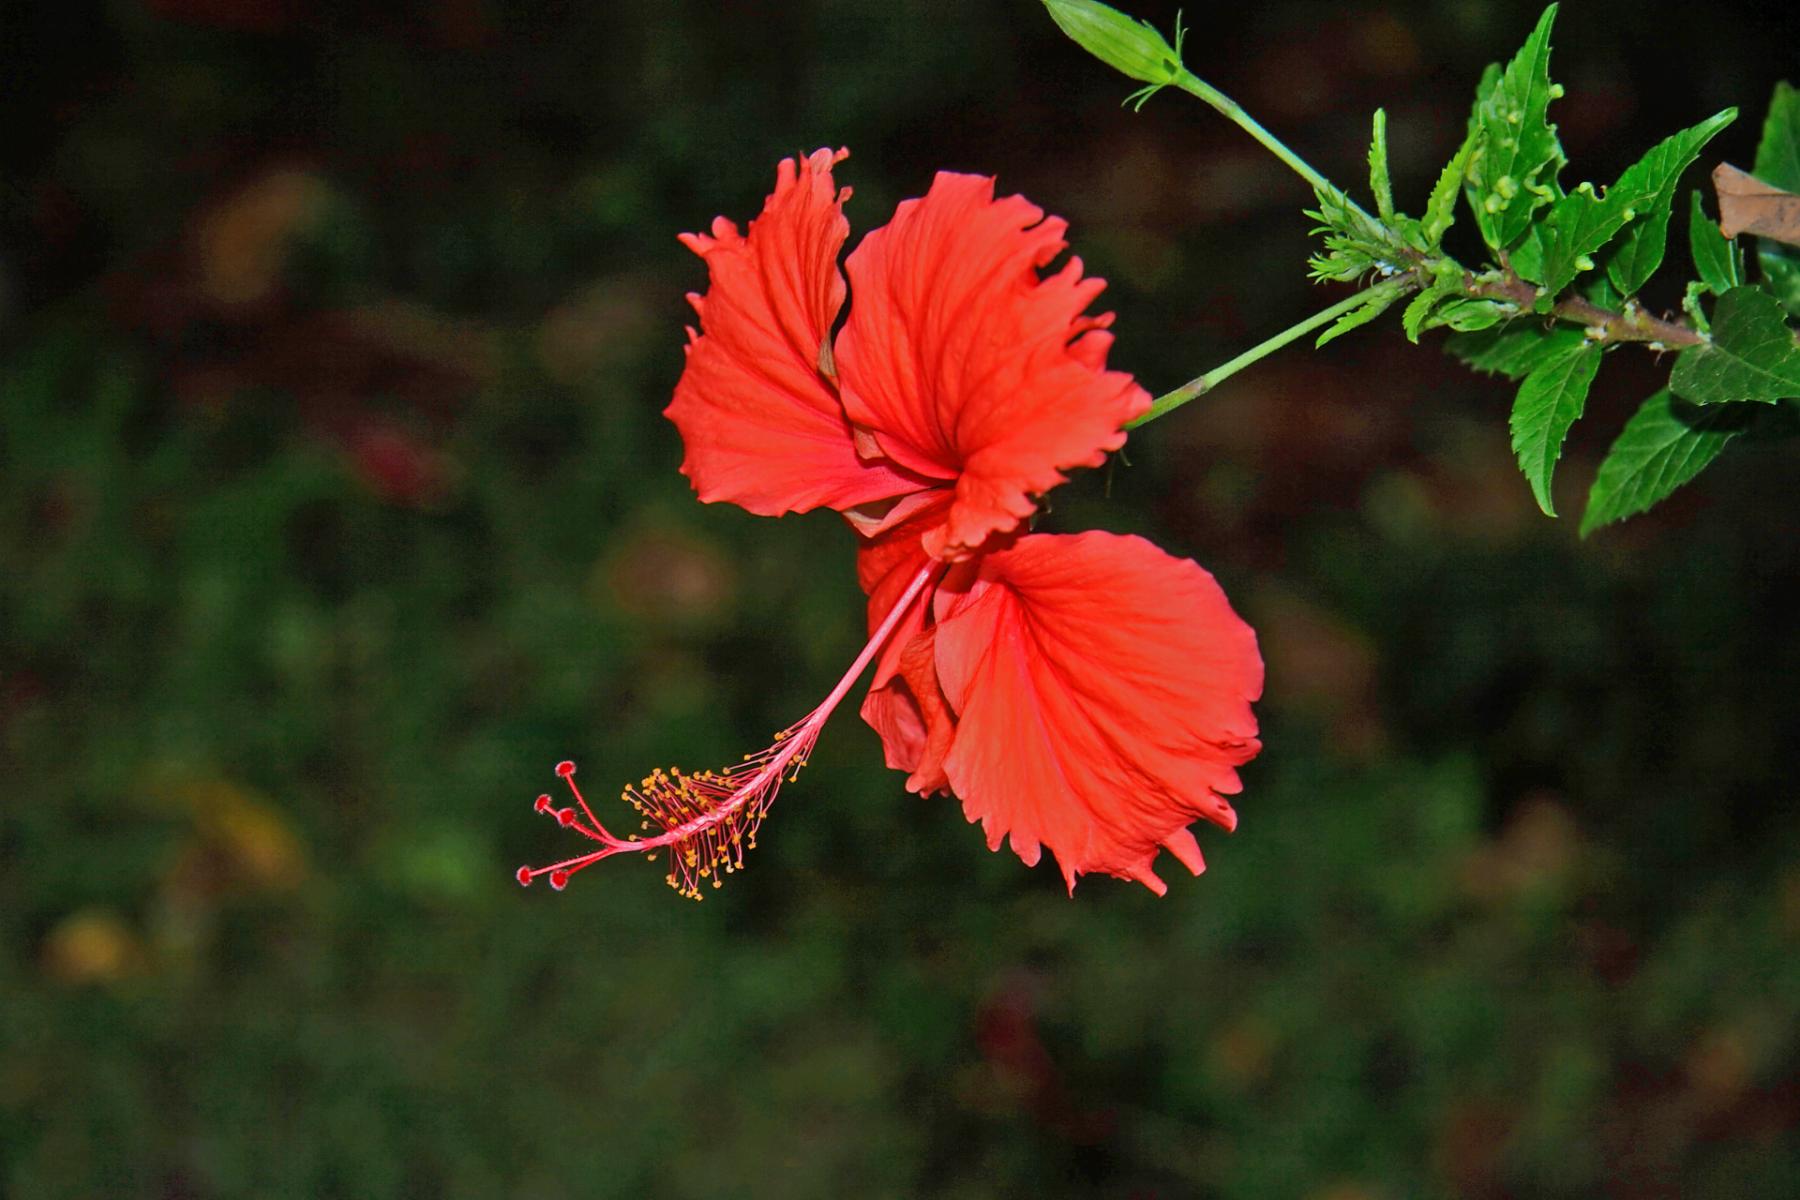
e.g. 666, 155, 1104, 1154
1129, 277, 1414, 428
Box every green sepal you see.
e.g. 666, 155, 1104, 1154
1510, 334, 1603, 515
1579, 389, 1748, 535
1043, 0, 1185, 102
1669, 285, 1800, 405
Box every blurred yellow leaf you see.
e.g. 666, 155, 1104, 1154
42, 908, 145, 985
162, 775, 309, 897
194, 168, 331, 308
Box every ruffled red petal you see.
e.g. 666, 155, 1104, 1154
853, 492, 959, 792
931, 532, 1263, 893
666, 148, 927, 516
860, 625, 957, 795
835, 172, 1150, 559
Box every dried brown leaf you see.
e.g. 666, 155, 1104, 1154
1713, 162, 1800, 245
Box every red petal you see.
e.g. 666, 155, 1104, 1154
860, 625, 956, 795
666, 149, 927, 516
854, 491, 958, 793
836, 172, 1149, 559
852, 491, 952, 691
932, 532, 1262, 893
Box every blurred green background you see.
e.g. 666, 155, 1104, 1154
4, 1, 1799, 1196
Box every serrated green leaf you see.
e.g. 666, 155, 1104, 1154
1510, 335, 1602, 515
1423, 126, 1478, 247
1510, 224, 1547, 284
1688, 189, 1741, 295
1669, 285, 1800, 404
1447, 324, 1585, 378
1368, 109, 1395, 222
1754, 82, 1800, 316
1468, 5, 1565, 252
1521, 110, 1735, 296
1605, 201, 1678, 298
1400, 289, 1438, 343
1753, 80, 1800, 190
1608, 110, 1737, 297
1315, 285, 1403, 348
1579, 389, 1745, 535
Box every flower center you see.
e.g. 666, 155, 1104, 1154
515, 562, 938, 899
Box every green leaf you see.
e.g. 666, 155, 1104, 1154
1582, 270, 1623, 312
1762, 252, 1800, 316
1604, 201, 1677, 298
1400, 288, 1439, 343
1315, 285, 1403, 348
1468, 5, 1565, 252
1754, 80, 1800, 190
1608, 110, 1737, 297
1395, 276, 1525, 344
1520, 110, 1735, 296
1305, 184, 1401, 283
1368, 109, 1395, 222
1509, 335, 1602, 515
1422, 125, 1478, 247
1753, 81, 1800, 316
1669, 285, 1800, 405
1435, 298, 1510, 332
1579, 389, 1745, 535
1447, 324, 1585, 378
1688, 189, 1742, 295
1683, 280, 1712, 333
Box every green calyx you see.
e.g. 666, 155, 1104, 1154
1041, 0, 1186, 110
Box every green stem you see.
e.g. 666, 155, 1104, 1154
1128, 278, 1411, 429
1172, 69, 1374, 223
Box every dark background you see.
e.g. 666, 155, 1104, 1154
3, 1, 1799, 1196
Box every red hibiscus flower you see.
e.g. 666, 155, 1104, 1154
517, 148, 1262, 898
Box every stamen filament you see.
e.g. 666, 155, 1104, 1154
516, 562, 939, 899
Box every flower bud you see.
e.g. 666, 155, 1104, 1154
1043, 0, 1183, 88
